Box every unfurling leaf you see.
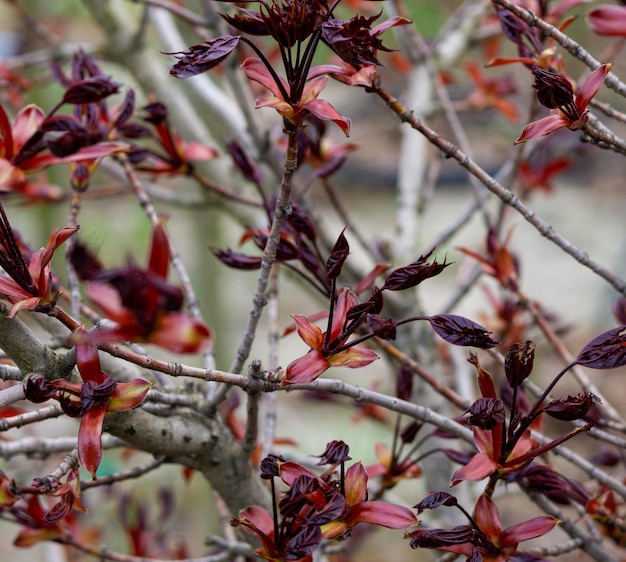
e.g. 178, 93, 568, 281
575, 325, 626, 369
428, 314, 499, 348
381, 250, 450, 291
211, 248, 262, 270
62, 76, 120, 105
326, 230, 350, 280
169, 36, 241, 78
366, 314, 396, 340
413, 491, 458, 514
542, 392, 601, 421
464, 397, 506, 429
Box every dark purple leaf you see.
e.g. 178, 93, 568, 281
409, 526, 478, 549
112, 89, 136, 129
287, 204, 317, 243
413, 491, 458, 514
24, 376, 56, 403
322, 14, 390, 68
141, 101, 168, 125
590, 447, 621, 467
381, 250, 450, 291
227, 140, 263, 184
118, 122, 152, 139
575, 325, 626, 369
396, 364, 413, 401
532, 66, 575, 110
283, 524, 322, 560
464, 398, 505, 429
169, 36, 241, 79
442, 448, 474, 465
211, 248, 262, 270
366, 314, 396, 340
542, 392, 600, 421
307, 491, 347, 525
428, 314, 499, 349
514, 464, 589, 506
400, 420, 422, 445
326, 230, 350, 281
346, 288, 383, 321
62, 76, 120, 105
220, 8, 269, 36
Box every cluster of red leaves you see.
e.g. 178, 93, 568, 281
232, 442, 417, 562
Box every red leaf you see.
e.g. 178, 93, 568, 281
78, 404, 107, 479
348, 501, 417, 529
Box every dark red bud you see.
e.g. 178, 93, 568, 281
396, 364, 413, 401
504, 340, 536, 388
464, 397, 505, 429
316, 440, 351, 465
142, 102, 168, 125
531, 67, 575, 109
260, 454, 285, 479
326, 230, 350, 281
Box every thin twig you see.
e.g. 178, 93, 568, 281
228, 125, 300, 377
370, 83, 626, 295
